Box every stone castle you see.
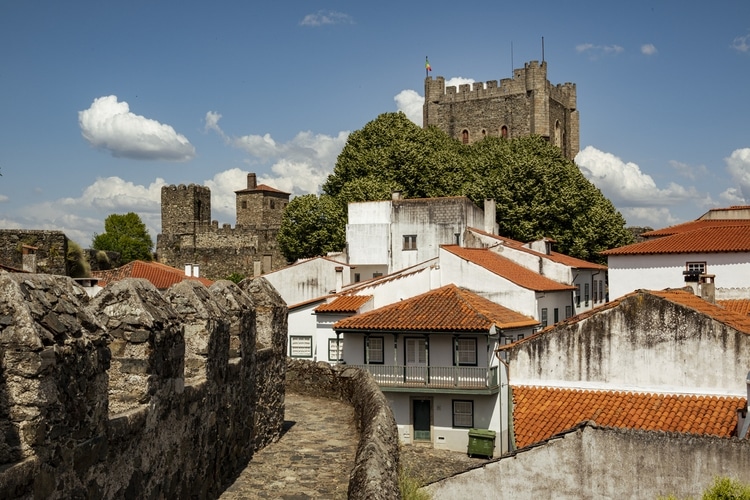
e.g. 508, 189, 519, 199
423, 60, 579, 159
156, 173, 290, 280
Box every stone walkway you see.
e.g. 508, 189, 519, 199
219, 392, 492, 499
220, 392, 358, 499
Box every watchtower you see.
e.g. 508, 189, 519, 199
423, 60, 579, 160
161, 184, 211, 234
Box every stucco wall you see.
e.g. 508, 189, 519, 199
425, 424, 750, 499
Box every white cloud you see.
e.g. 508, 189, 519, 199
445, 77, 476, 89
669, 159, 707, 180
619, 207, 679, 228
394, 89, 424, 126
79, 95, 195, 161
720, 187, 745, 204
731, 33, 750, 53
576, 43, 624, 59
641, 44, 657, 55
300, 11, 353, 26
0, 194, 8, 203
576, 146, 700, 206
725, 147, 750, 201
204, 111, 225, 138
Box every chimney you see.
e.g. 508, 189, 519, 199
484, 199, 497, 235
699, 274, 715, 304
335, 266, 343, 293
247, 173, 257, 189
21, 245, 38, 273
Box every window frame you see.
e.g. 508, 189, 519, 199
403, 234, 418, 251
541, 308, 548, 328
454, 337, 477, 367
289, 335, 313, 358
328, 338, 343, 362
365, 336, 384, 364
452, 400, 474, 428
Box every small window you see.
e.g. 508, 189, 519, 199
455, 338, 477, 366
504, 337, 513, 345
270, 199, 275, 209
565, 306, 572, 319
241, 200, 247, 209
366, 336, 384, 364
599, 281, 604, 302
453, 400, 473, 428
403, 235, 417, 250
462, 130, 469, 144
554, 308, 559, 323
373, 272, 383, 278
593, 280, 598, 303
575, 284, 581, 307
328, 338, 343, 362
454, 233, 460, 245
501, 125, 508, 138
517, 334, 524, 341
289, 336, 313, 358
541, 308, 548, 328
354, 273, 361, 283
584, 283, 590, 307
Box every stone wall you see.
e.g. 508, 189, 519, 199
425, 422, 750, 499
0, 272, 286, 499
286, 359, 401, 500
0, 229, 68, 275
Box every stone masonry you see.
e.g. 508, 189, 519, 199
424, 60, 579, 160
0, 271, 286, 499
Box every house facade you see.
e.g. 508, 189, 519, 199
334, 284, 538, 456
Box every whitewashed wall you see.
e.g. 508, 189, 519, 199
263, 257, 352, 307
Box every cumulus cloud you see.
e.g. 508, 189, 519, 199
58, 176, 164, 212
731, 33, 750, 53
641, 44, 657, 55
576, 43, 624, 59
720, 187, 745, 204
394, 89, 424, 125
300, 11, 353, 26
725, 147, 750, 201
205, 113, 349, 206
619, 207, 679, 228
79, 95, 195, 161
576, 146, 699, 206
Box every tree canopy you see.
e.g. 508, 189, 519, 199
92, 212, 154, 264
277, 194, 346, 262
281, 111, 632, 263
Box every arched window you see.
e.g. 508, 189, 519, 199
462, 130, 469, 144
501, 125, 508, 138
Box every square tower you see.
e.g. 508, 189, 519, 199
161, 184, 211, 234
235, 173, 291, 227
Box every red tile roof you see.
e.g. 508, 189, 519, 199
333, 284, 538, 332
718, 299, 750, 316
467, 228, 607, 270
640, 219, 750, 238
442, 245, 576, 292
512, 386, 746, 448
601, 224, 750, 256
235, 183, 290, 195
92, 261, 214, 289
315, 295, 373, 313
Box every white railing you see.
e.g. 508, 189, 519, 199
350, 364, 498, 390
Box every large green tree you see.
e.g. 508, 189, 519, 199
92, 212, 153, 263
318, 112, 632, 262
278, 194, 346, 262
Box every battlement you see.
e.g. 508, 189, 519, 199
0, 272, 286, 498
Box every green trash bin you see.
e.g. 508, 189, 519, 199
467, 428, 496, 458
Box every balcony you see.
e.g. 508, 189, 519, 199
349, 364, 499, 394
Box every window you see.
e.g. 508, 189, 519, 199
373, 272, 383, 278
584, 283, 590, 307
501, 125, 508, 138
575, 284, 581, 307
289, 336, 313, 358
517, 334, 525, 341
354, 273, 361, 283
554, 308, 559, 323
462, 130, 469, 144
541, 308, 548, 327
593, 280, 598, 303
453, 400, 473, 428
454, 233, 461, 245
328, 338, 343, 362
565, 306, 572, 319
406, 338, 427, 365
686, 262, 706, 273
241, 200, 247, 209
455, 338, 477, 366
403, 235, 417, 250
504, 337, 513, 345
599, 281, 604, 302
270, 199, 276, 209
365, 336, 384, 364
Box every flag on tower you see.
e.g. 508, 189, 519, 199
425, 57, 432, 72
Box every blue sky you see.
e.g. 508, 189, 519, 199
2, 1, 750, 246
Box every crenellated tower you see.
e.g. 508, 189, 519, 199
423, 60, 579, 160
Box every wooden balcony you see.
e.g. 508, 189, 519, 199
349, 364, 499, 394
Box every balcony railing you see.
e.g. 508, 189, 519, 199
349, 364, 498, 390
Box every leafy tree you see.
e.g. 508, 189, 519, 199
92, 212, 153, 263
278, 194, 346, 262
317, 112, 632, 262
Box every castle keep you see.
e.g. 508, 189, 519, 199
156, 173, 290, 280
423, 60, 579, 159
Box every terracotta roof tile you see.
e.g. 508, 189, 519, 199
334, 284, 538, 332
92, 261, 214, 289
442, 245, 576, 292
718, 299, 750, 316
512, 386, 746, 448
603, 224, 750, 255
315, 295, 373, 313
235, 183, 290, 195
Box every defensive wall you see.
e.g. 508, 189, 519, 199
0, 230, 68, 275
0, 272, 286, 499
286, 359, 401, 500
156, 181, 288, 280
425, 422, 750, 499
